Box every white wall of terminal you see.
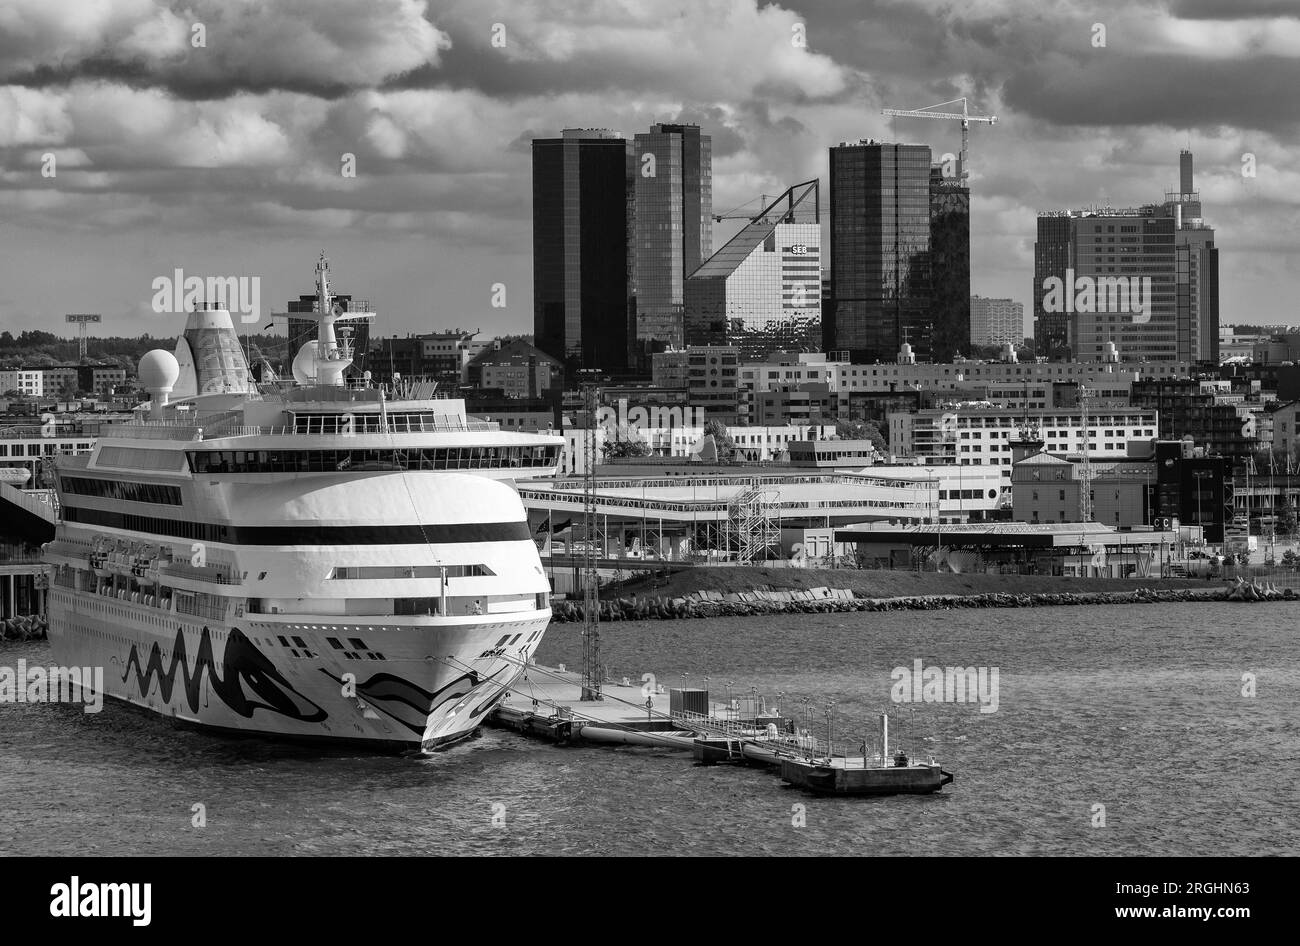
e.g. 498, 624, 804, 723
559, 424, 838, 475
857, 464, 1005, 521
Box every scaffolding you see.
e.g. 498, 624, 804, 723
580, 383, 602, 701
728, 478, 779, 564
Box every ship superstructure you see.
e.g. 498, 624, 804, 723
44, 255, 563, 749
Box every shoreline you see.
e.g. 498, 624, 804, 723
551, 582, 1294, 623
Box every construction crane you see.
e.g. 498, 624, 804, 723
713, 194, 771, 223
579, 381, 602, 702
881, 97, 997, 182
1078, 383, 1093, 523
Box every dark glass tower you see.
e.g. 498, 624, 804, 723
825, 140, 933, 363
532, 129, 630, 372
929, 166, 971, 361
1032, 215, 1073, 361
630, 123, 712, 366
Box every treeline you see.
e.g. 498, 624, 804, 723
0, 332, 289, 369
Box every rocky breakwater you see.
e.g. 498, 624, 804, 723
2, 613, 48, 641
547, 583, 1291, 624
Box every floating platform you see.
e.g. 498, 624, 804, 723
489, 665, 954, 798
489, 666, 719, 748
780, 757, 954, 795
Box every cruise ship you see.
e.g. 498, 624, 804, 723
43, 255, 564, 750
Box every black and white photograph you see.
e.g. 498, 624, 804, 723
0, 0, 1292, 916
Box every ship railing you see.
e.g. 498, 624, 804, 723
202, 419, 504, 438
539, 472, 939, 492
672, 710, 816, 757
107, 419, 509, 441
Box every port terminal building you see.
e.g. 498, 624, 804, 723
834, 521, 1182, 578
519, 455, 1009, 578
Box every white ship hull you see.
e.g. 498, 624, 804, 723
40, 293, 566, 755
48, 587, 550, 750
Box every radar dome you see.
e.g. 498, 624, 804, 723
139, 349, 180, 392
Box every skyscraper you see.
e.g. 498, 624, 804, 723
1032, 151, 1218, 364
684, 181, 821, 360
630, 123, 712, 365
970, 295, 1025, 348
825, 140, 934, 363
929, 166, 971, 360
532, 128, 630, 372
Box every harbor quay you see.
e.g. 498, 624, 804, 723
488, 662, 955, 796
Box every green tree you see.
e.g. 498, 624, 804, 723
703, 419, 736, 462
1282, 549, 1298, 570
835, 419, 887, 455
602, 433, 651, 459
1279, 502, 1297, 537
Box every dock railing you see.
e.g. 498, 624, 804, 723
671, 709, 817, 758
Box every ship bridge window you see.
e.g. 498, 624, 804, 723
187, 446, 559, 474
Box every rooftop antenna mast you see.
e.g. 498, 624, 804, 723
1078, 383, 1093, 522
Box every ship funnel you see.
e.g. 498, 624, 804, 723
171, 308, 256, 399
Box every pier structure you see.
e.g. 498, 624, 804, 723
522, 470, 939, 572
486, 661, 953, 795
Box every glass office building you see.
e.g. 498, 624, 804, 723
929, 167, 971, 361
1033, 152, 1217, 364
631, 124, 712, 364
532, 128, 631, 371
826, 140, 934, 363
684, 181, 821, 360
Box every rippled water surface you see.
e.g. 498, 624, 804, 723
2, 602, 1297, 856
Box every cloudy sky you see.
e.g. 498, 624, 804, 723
1, 0, 1297, 344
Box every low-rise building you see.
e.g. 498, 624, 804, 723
467, 338, 562, 398
888, 405, 1159, 472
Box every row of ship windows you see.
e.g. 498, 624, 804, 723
329, 564, 493, 579
0, 443, 93, 457
186, 446, 561, 474
61, 477, 183, 505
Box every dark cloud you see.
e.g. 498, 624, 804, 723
1171, 0, 1300, 18
2, 58, 355, 101
1004, 52, 1300, 132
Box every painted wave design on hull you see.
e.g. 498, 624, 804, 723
320, 666, 511, 735
122, 626, 327, 723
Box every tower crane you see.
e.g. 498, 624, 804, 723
1078, 383, 1093, 523
713, 195, 770, 223
881, 97, 997, 182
